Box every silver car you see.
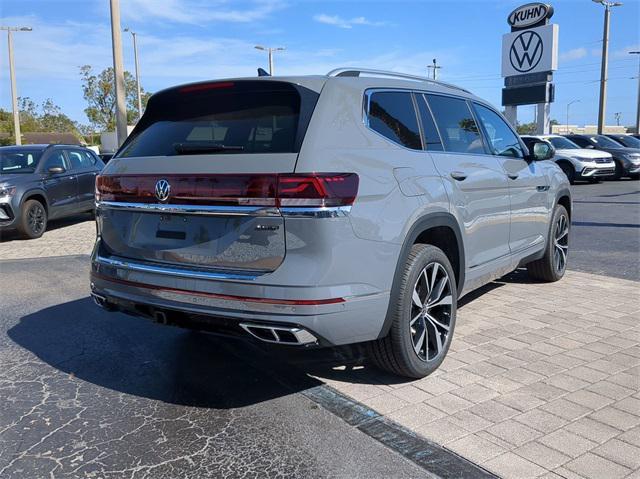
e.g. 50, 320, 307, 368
522, 135, 615, 184
90, 69, 571, 378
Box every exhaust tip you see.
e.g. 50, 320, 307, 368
91, 292, 107, 308
240, 323, 318, 345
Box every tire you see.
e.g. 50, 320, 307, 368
368, 244, 457, 379
17, 199, 47, 239
629, 174, 640, 181
526, 204, 569, 282
558, 162, 575, 184
588, 178, 600, 184
612, 161, 623, 180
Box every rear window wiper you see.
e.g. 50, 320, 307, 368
173, 143, 245, 154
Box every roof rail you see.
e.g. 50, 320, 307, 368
326, 68, 471, 94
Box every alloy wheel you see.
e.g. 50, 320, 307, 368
410, 262, 453, 362
27, 204, 45, 236
553, 213, 569, 274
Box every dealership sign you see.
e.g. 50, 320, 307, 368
502, 24, 558, 77
502, 3, 557, 107
508, 3, 554, 29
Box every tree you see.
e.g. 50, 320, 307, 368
0, 97, 83, 142
516, 122, 537, 135
79, 65, 151, 132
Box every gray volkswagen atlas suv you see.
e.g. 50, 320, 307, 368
0, 144, 104, 238
91, 69, 571, 378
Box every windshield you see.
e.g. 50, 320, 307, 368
547, 137, 579, 150
612, 135, 640, 148
0, 149, 43, 174
119, 81, 316, 158
590, 135, 624, 148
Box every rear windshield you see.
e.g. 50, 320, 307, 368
119, 81, 316, 158
0, 149, 43, 174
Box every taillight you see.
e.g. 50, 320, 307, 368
96, 173, 359, 208
277, 174, 358, 207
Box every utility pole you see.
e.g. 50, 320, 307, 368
124, 28, 142, 121
427, 58, 441, 80
566, 99, 580, 134
254, 45, 285, 75
110, 0, 128, 147
1, 26, 32, 145
614, 112, 622, 126
630, 51, 640, 134
593, 0, 623, 134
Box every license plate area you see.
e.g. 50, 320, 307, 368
99, 209, 285, 271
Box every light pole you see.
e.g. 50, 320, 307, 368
254, 45, 285, 76
630, 51, 640, 134
1, 26, 32, 145
109, 0, 128, 147
566, 100, 580, 134
124, 28, 142, 121
593, 0, 623, 134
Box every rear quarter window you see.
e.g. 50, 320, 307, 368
366, 91, 422, 150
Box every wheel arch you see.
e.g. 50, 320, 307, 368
378, 212, 465, 339
556, 188, 571, 219
21, 190, 49, 214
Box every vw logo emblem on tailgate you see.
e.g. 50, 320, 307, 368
155, 179, 171, 202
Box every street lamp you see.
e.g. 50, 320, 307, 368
254, 45, 285, 76
630, 51, 640, 134
124, 28, 143, 121
1, 26, 32, 145
566, 100, 580, 134
592, 0, 623, 134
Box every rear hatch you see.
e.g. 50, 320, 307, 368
96, 80, 319, 273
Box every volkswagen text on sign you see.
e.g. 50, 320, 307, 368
508, 3, 553, 29
502, 23, 558, 77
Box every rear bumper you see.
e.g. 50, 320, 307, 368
90, 250, 390, 346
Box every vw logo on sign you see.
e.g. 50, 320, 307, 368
155, 179, 171, 202
509, 30, 544, 73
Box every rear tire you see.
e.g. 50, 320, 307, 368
527, 204, 569, 282
558, 162, 575, 184
368, 244, 457, 379
17, 199, 47, 239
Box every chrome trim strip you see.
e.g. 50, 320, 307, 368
95, 255, 262, 281
97, 201, 351, 218
97, 201, 280, 217
280, 206, 351, 218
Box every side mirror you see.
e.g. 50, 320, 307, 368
48, 166, 65, 175
527, 140, 555, 161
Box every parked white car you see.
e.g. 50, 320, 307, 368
521, 135, 615, 184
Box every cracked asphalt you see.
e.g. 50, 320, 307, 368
0, 256, 431, 479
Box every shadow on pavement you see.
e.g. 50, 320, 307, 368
7, 297, 324, 409
0, 212, 93, 242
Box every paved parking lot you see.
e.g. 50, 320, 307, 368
0, 180, 638, 478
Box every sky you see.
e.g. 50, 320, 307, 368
0, 0, 638, 128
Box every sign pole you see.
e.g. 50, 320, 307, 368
537, 102, 550, 134
504, 105, 518, 128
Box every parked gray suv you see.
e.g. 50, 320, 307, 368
0, 144, 104, 238
90, 69, 571, 378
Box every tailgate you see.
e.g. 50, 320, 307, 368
96, 79, 320, 272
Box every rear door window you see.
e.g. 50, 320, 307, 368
366, 91, 422, 150
119, 81, 316, 157
67, 150, 95, 169
425, 95, 485, 154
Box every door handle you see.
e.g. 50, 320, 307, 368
68, 175, 76, 180
507, 173, 519, 180
450, 171, 467, 181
